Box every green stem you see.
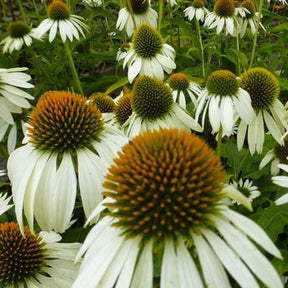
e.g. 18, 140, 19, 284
235, 151, 249, 180
168, 1, 174, 44
217, 126, 223, 157
236, 33, 241, 75
17, 0, 26, 21
32, 0, 39, 14
195, 19, 205, 77
249, 0, 264, 69
158, 0, 164, 33
126, 0, 137, 30
1, 0, 7, 18
64, 41, 84, 96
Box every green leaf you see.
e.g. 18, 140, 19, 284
105, 77, 129, 94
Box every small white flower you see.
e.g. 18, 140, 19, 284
116, 0, 158, 37
123, 24, 176, 83
0, 223, 81, 287
167, 0, 177, 7
34, 0, 89, 42
196, 70, 255, 137
0, 192, 13, 216
1, 21, 39, 54
184, 0, 209, 22
82, 0, 102, 7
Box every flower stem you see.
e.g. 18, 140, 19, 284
195, 18, 205, 77
126, 0, 137, 31
64, 41, 84, 96
31, 0, 39, 14
217, 126, 223, 157
249, 0, 264, 69
158, 0, 164, 33
1, 0, 7, 18
236, 33, 241, 75
7, 0, 15, 21
17, 0, 26, 21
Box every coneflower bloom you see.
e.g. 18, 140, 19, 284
238, 0, 265, 38
237, 68, 287, 154
167, 0, 177, 7
272, 164, 288, 205
195, 70, 255, 137
184, 0, 209, 22
205, 0, 238, 36
123, 24, 176, 83
73, 129, 282, 288
0, 193, 12, 216
8, 91, 128, 234
123, 76, 202, 137
1, 21, 38, 54
82, 0, 102, 7
34, 0, 89, 42
168, 72, 202, 109
116, 0, 158, 37
260, 135, 288, 175
114, 93, 133, 128
0, 222, 81, 287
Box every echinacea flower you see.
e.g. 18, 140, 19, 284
89, 92, 116, 113
238, 0, 265, 38
184, 0, 209, 22
73, 129, 282, 288
0, 222, 80, 287
1, 21, 38, 54
237, 68, 287, 154
260, 135, 288, 175
114, 93, 133, 127
168, 72, 202, 108
116, 0, 158, 36
34, 0, 89, 42
272, 164, 288, 205
123, 76, 202, 137
123, 24, 176, 83
82, 0, 102, 7
167, 0, 177, 7
230, 178, 261, 204
0, 193, 12, 216
195, 70, 255, 137
205, 0, 238, 36
8, 91, 128, 234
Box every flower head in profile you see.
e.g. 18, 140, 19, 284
124, 76, 202, 137
205, 0, 238, 36
260, 134, 288, 175
184, 0, 209, 22
237, 0, 265, 38
0, 67, 34, 153
168, 72, 202, 108
73, 129, 282, 288
0, 222, 80, 287
237, 68, 286, 154
230, 178, 261, 204
114, 93, 133, 127
123, 24, 176, 83
35, 0, 89, 42
1, 21, 38, 54
82, 0, 102, 7
8, 91, 128, 234
89, 92, 116, 113
196, 70, 255, 137
116, 0, 158, 36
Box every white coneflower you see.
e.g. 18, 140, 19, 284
230, 178, 261, 204
34, 0, 89, 42
82, 0, 102, 7
73, 129, 282, 288
237, 0, 265, 38
272, 164, 288, 205
0, 223, 80, 287
116, 0, 158, 37
260, 135, 288, 175
0, 193, 12, 216
195, 70, 255, 137
8, 91, 128, 234
116, 43, 129, 62
1, 21, 38, 54
167, 0, 177, 7
237, 68, 287, 154
123, 76, 202, 137
184, 0, 209, 22
114, 93, 133, 128
205, 0, 238, 36
123, 24, 176, 83
168, 72, 202, 109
